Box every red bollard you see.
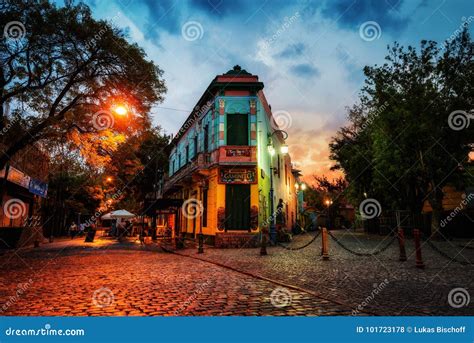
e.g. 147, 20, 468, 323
322, 228, 329, 260
397, 228, 407, 262
413, 229, 425, 269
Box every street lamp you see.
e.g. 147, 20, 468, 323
295, 182, 306, 228
267, 144, 275, 156
113, 104, 128, 116
267, 129, 289, 245
325, 199, 333, 229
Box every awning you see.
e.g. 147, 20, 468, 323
109, 209, 136, 219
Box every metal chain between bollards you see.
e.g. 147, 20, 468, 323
326, 230, 397, 257
425, 239, 474, 266
275, 229, 321, 251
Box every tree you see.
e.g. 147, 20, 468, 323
0, 0, 166, 170
103, 127, 169, 212
330, 28, 473, 237
41, 140, 103, 236
305, 176, 349, 229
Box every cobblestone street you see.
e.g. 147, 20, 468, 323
176, 231, 474, 316
0, 231, 473, 316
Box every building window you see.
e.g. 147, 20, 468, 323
227, 113, 248, 146
193, 136, 198, 157
204, 125, 209, 152
185, 145, 189, 163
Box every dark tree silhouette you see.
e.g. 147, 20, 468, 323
0, 0, 166, 170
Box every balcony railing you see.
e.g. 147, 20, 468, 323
163, 146, 256, 194
218, 146, 256, 164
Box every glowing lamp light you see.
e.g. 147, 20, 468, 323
113, 105, 128, 116
267, 144, 275, 156
280, 144, 289, 155
300, 183, 307, 191
106, 177, 113, 182
295, 182, 300, 190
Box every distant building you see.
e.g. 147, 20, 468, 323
157, 66, 301, 247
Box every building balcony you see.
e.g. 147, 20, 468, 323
216, 146, 256, 165
163, 146, 257, 195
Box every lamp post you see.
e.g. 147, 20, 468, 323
267, 130, 288, 245
295, 182, 306, 228
325, 199, 333, 229
198, 180, 206, 254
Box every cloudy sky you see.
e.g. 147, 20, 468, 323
80, 0, 472, 181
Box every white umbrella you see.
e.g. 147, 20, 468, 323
101, 212, 113, 220
109, 209, 136, 219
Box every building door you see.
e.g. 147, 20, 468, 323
225, 184, 250, 230
227, 113, 248, 146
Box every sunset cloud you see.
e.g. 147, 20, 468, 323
79, 0, 472, 181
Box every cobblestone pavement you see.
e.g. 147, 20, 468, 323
0, 238, 355, 316
1, 232, 473, 316
176, 231, 474, 316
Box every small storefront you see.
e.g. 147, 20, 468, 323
0, 166, 48, 248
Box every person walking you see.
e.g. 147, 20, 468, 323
69, 222, 77, 239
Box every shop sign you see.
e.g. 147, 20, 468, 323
29, 178, 48, 198
7, 167, 30, 189
225, 147, 251, 157
219, 168, 257, 184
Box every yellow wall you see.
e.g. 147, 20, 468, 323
178, 167, 261, 237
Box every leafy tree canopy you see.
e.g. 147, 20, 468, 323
0, 0, 166, 169
330, 28, 473, 236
